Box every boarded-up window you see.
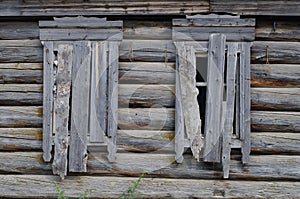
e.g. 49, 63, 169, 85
173, 15, 255, 178
40, 17, 123, 179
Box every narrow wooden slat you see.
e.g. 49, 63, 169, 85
89, 41, 108, 143
107, 42, 119, 162
203, 34, 226, 162
222, 42, 238, 178
241, 42, 251, 164
0, 22, 39, 39
52, 44, 73, 179
69, 41, 91, 172
0, 69, 42, 84
173, 18, 255, 27
239, 43, 245, 146
0, 40, 41, 47
0, 46, 43, 63
0, 63, 42, 70
42, 41, 54, 162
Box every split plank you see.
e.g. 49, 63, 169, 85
203, 34, 226, 163
69, 41, 91, 172
251, 64, 300, 87
52, 44, 73, 179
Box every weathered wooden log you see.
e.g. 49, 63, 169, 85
251, 111, 300, 132
0, 46, 43, 63
123, 21, 172, 40
0, 22, 39, 39
0, 106, 42, 128
0, 84, 43, 106
251, 88, 300, 111
119, 84, 175, 108
118, 108, 175, 130
210, 0, 300, 16
0, 39, 41, 47
119, 62, 175, 84
251, 41, 300, 64
251, 64, 300, 87
256, 19, 300, 41
0, 63, 42, 70
1, 175, 300, 198
251, 132, 300, 155
0, 69, 43, 83
0, 1, 209, 16
1, 152, 300, 181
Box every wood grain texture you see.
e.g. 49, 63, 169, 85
1, 152, 300, 180
210, 0, 300, 16
0, 0, 209, 16
119, 62, 175, 84
251, 64, 300, 87
0, 69, 42, 84
251, 41, 300, 64
0, 22, 39, 39
251, 88, 300, 111
0, 46, 42, 63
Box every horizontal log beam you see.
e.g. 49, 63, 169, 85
0, 46, 43, 63
1, 152, 300, 181
0, 22, 39, 39
251, 88, 300, 111
251, 64, 300, 87
251, 111, 300, 132
0, 1, 209, 16
251, 41, 300, 64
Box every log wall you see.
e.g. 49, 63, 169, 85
0, 16, 300, 198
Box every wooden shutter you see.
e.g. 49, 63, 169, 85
40, 17, 122, 179
172, 15, 254, 178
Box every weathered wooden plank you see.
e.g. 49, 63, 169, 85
251, 41, 300, 64
256, 19, 300, 41
0, 22, 39, 39
69, 41, 91, 172
0, 106, 42, 128
252, 88, 300, 111
118, 108, 175, 131
119, 84, 175, 108
251, 132, 300, 155
252, 111, 300, 133
119, 62, 175, 84
173, 18, 255, 27
251, 64, 300, 87
0, 69, 42, 84
89, 41, 108, 143
2, 152, 300, 181
210, 0, 300, 16
123, 21, 172, 40
42, 41, 54, 162
0, 46, 42, 63
222, 42, 238, 178
241, 42, 251, 164
0, 39, 41, 47
204, 34, 226, 163
107, 42, 119, 162
0, 0, 209, 16
173, 27, 255, 41
52, 44, 73, 179
0, 63, 42, 70
40, 28, 122, 41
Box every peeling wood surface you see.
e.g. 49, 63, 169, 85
1, 152, 300, 181
251, 64, 300, 87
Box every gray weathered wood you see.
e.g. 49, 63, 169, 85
241, 42, 251, 164
107, 42, 120, 162
210, 0, 300, 16
0, 0, 209, 16
251, 88, 300, 111
0, 22, 39, 39
0, 69, 42, 84
173, 18, 255, 27
0, 39, 41, 47
89, 41, 108, 143
69, 41, 91, 172
42, 41, 54, 162
0, 63, 42, 70
119, 62, 175, 85
52, 44, 73, 179
222, 42, 238, 178
251, 64, 300, 87
0, 91, 42, 106
0, 46, 42, 63
203, 34, 226, 163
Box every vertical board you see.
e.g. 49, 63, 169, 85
89, 41, 108, 143
42, 41, 54, 162
204, 34, 226, 163
175, 44, 185, 163
222, 42, 238, 178
52, 44, 73, 179
107, 41, 119, 162
69, 41, 91, 172
241, 42, 251, 164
